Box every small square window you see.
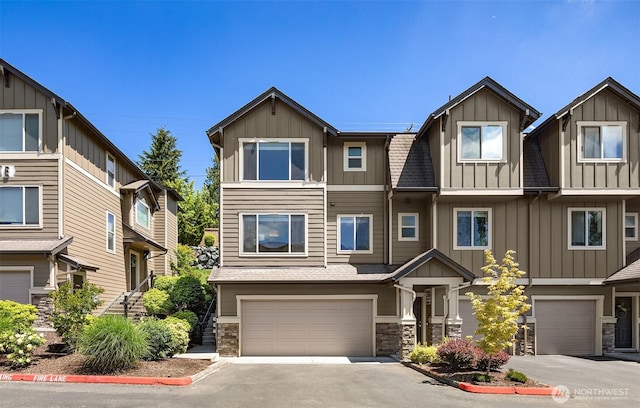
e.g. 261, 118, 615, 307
625, 213, 638, 241
578, 122, 626, 162
398, 213, 419, 241
343, 142, 366, 171
338, 215, 372, 253
454, 208, 491, 249
568, 208, 605, 249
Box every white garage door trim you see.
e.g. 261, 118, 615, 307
532, 295, 604, 356
0, 266, 34, 304
237, 294, 377, 357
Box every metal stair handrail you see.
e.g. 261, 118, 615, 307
99, 291, 126, 316
196, 294, 217, 344
121, 271, 155, 319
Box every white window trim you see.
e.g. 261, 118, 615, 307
106, 211, 116, 254
0, 109, 43, 153
239, 213, 308, 257
106, 152, 116, 189
398, 212, 419, 242
135, 199, 151, 230
453, 208, 492, 250
577, 121, 627, 163
568, 207, 606, 250
238, 138, 309, 182
0, 185, 42, 229
625, 212, 638, 241
343, 141, 367, 172
456, 121, 508, 163
337, 214, 374, 254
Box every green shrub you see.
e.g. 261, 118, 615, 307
153, 275, 178, 292
408, 343, 440, 364
0, 300, 39, 331
50, 282, 104, 350
0, 329, 45, 368
472, 373, 493, 383
143, 288, 174, 316
170, 276, 205, 314
171, 244, 195, 275
137, 318, 174, 360
505, 368, 528, 383
203, 234, 216, 247
164, 316, 190, 355
171, 310, 198, 333
78, 315, 148, 373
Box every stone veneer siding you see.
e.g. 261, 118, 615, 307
401, 324, 416, 360
33, 294, 54, 329
217, 322, 239, 356
514, 323, 535, 355
376, 323, 401, 356
446, 323, 462, 339
429, 322, 444, 346
602, 322, 615, 354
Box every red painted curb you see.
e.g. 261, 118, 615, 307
515, 386, 555, 396
0, 372, 192, 386
458, 382, 515, 394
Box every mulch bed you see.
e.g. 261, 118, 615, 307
406, 362, 549, 388
0, 332, 211, 378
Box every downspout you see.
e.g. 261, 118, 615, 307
323, 128, 328, 267
383, 136, 391, 265
524, 190, 542, 354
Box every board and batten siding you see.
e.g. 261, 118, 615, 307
327, 138, 387, 185
0, 159, 59, 238
442, 88, 522, 190
222, 188, 325, 267
221, 100, 325, 183
563, 88, 640, 189
151, 191, 168, 275
218, 283, 396, 317
64, 162, 127, 304
391, 196, 430, 265
531, 122, 561, 188
327, 191, 385, 264
626, 198, 640, 257
528, 197, 623, 280
0, 72, 59, 153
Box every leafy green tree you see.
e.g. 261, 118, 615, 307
50, 282, 104, 350
465, 250, 530, 376
167, 178, 216, 245
138, 127, 185, 185
202, 156, 220, 227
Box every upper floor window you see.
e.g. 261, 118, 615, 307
569, 208, 605, 249
398, 213, 419, 241
0, 186, 40, 227
0, 111, 40, 152
344, 142, 366, 171
458, 122, 506, 162
241, 213, 306, 255
454, 208, 491, 249
106, 211, 116, 253
106, 153, 116, 189
625, 213, 638, 241
578, 122, 626, 162
135, 199, 150, 230
241, 140, 306, 181
338, 214, 372, 254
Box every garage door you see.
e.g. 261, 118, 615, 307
459, 300, 480, 340
0, 271, 30, 304
241, 299, 373, 356
536, 300, 596, 355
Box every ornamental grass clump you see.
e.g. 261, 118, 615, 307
78, 315, 148, 373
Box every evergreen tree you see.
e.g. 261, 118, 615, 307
138, 127, 185, 184
202, 156, 220, 226
166, 178, 216, 245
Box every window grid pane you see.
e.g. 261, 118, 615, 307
0, 187, 24, 224
242, 215, 257, 252
355, 217, 370, 250
461, 127, 480, 159
481, 126, 502, 160
243, 143, 257, 180
258, 214, 289, 252
25, 114, 39, 152
583, 127, 601, 159
0, 114, 23, 152
587, 211, 602, 246
457, 211, 472, 247
602, 126, 623, 159
25, 187, 39, 225
340, 217, 355, 251
473, 211, 489, 246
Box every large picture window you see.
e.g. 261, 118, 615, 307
242, 140, 306, 181
0, 111, 40, 152
135, 199, 150, 230
569, 208, 605, 249
0, 186, 40, 226
578, 122, 625, 161
454, 208, 490, 249
458, 122, 506, 161
242, 213, 306, 254
338, 215, 372, 253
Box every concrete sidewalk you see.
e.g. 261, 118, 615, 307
225, 356, 397, 364
173, 345, 219, 361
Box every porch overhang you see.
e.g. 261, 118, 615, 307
122, 224, 166, 252
0, 236, 73, 255
383, 248, 476, 283
56, 253, 99, 272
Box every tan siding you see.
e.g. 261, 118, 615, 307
218, 283, 396, 316
222, 188, 324, 267
443, 88, 521, 190
165, 195, 178, 273
529, 197, 623, 279
0, 159, 59, 238
327, 138, 386, 185
564, 88, 640, 189
151, 191, 168, 275
222, 100, 325, 183
327, 191, 385, 264
64, 163, 127, 303
391, 196, 430, 264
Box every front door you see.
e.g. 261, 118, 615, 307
413, 297, 423, 344
129, 252, 140, 291
615, 297, 633, 349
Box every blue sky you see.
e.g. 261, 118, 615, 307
1, 0, 639, 187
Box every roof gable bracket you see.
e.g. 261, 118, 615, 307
561, 111, 572, 132
519, 109, 530, 132
0, 65, 9, 87
271, 93, 276, 115
441, 110, 449, 132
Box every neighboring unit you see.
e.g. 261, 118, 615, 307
208, 77, 640, 358
0, 60, 180, 316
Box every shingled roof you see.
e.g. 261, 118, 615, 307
604, 258, 640, 285
523, 136, 555, 191
388, 134, 437, 191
